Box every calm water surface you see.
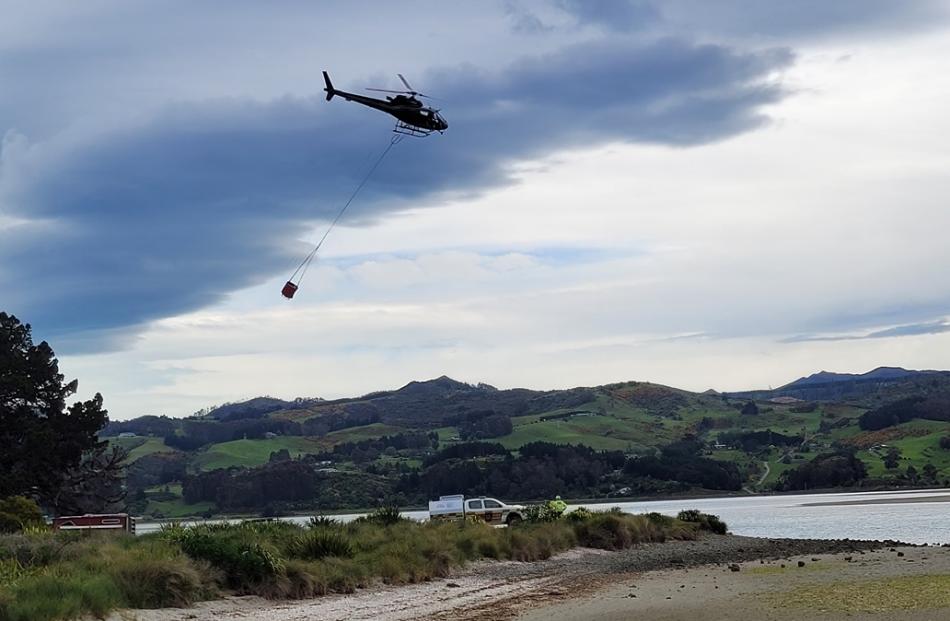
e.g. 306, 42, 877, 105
138, 488, 950, 543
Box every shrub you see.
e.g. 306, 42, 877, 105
175, 525, 285, 591
644, 512, 676, 529
0, 498, 45, 534
363, 504, 404, 526
0, 532, 73, 569
0, 558, 31, 589
307, 515, 338, 529
506, 523, 575, 561
292, 530, 354, 560
0, 573, 122, 621
522, 502, 564, 523
108, 554, 210, 608
571, 511, 694, 550
564, 507, 594, 523
676, 509, 728, 535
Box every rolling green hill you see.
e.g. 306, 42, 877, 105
108, 372, 950, 518
192, 437, 327, 471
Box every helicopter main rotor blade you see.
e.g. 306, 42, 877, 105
366, 87, 409, 94
398, 73, 415, 92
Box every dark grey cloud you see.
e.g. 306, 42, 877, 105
783, 319, 950, 343
550, 0, 949, 39
1, 38, 792, 348
504, 0, 554, 33
556, 0, 659, 32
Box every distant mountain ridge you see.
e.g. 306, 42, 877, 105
782, 366, 929, 388
728, 366, 950, 402
108, 366, 950, 431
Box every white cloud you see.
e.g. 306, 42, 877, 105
4, 3, 949, 418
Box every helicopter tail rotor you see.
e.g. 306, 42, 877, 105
322, 71, 335, 101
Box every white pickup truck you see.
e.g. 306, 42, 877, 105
428, 495, 525, 526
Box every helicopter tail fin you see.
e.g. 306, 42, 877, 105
322, 71, 335, 101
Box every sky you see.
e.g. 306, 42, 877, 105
2, 1, 950, 419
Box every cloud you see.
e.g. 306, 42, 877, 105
0, 37, 792, 348
556, 0, 659, 32
556, 0, 950, 39
784, 319, 950, 343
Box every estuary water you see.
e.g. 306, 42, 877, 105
137, 488, 950, 543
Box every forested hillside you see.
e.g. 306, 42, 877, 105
104, 371, 950, 518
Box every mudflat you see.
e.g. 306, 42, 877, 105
800, 493, 950, 507
516, 546, 950, 621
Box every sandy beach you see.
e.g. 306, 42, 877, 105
110, 535, 950, 621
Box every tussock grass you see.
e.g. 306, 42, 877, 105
0, 573, 121, 621
0, 509, 717, 621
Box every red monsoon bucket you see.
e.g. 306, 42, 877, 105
281, 281, 299, 299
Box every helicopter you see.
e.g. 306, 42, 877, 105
322, 71, 448, 137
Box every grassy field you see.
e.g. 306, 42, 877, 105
857, 420, 950, 480
141, 483, 214, 518
193, 437, 327, 471
110, 436, 178, 462
498, 413, 648, 452
145, 496, 215, 519
191, 424, 408, 471
321, 423, 406, 446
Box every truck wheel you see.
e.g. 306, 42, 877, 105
506, 514, 523, 526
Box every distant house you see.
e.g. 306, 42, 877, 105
264, 432, 278, 439
117, 432, 137, 438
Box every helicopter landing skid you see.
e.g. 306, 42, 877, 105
393, 121, 432, 138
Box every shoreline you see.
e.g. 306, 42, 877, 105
133, 486, 950, 526
112, 534, 928, 621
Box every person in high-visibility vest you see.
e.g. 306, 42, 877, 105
548, 495, 568, 517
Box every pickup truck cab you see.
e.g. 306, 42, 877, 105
428, 495, 525, 526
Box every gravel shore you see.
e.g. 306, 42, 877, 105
114, 535, 919, 621
518, 544, 950, 621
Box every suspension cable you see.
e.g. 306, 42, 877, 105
287, 133, 403, 287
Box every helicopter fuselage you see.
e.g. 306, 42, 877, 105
333, 90, 449, 132
326, 88, 448, 133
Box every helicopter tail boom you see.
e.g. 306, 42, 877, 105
322, 71, 335, 101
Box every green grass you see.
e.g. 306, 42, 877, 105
767, 575, 950, 613
141, 483, 214, 518
194, 437, 325, 471
761, 454, 801, 486
1, 509, 714, 619
145, 498, 215, 519
127, 437, 177, 461
498, 415, 645, 451
110, 436, 179, 463
857, 421, 950, 480
321, 423, 405, 446
374, 456, 422, 469
0, 533, 216, 620
433, 426, 460, 445
146, 483, 183, 495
